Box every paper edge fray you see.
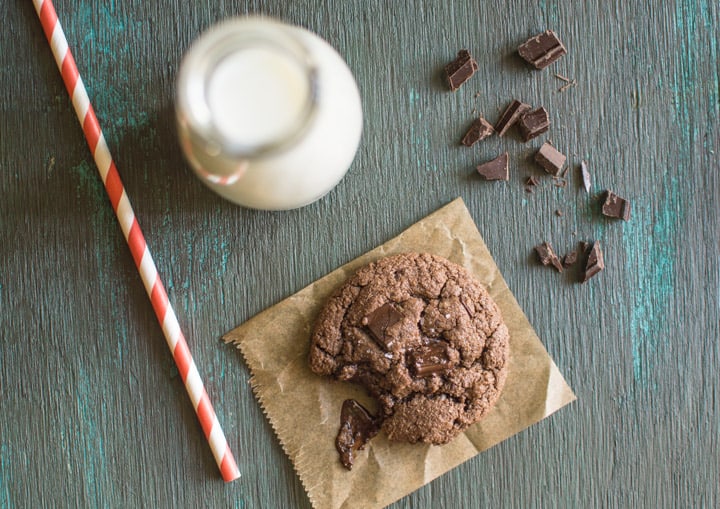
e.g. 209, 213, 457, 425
224, 335, 325, 509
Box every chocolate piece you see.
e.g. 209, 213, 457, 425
476, 152, 509, 181
582, 241, 605, 282
580, 161, 591, 193
562, 250, 578, 268
364, 302, 404, 348
553, 178, 567, 188
534, 242, 563, 272
535, 141, 566, 175
494, 100, 531, 137
525, 176, 539, 187
335, 399, 381, 470
555, 209, 563, 217
601, 190, 631, 221
518, 107, 550, 142
444, 50, 478, 91
518, 30, 567, 69
461, 117, 494, 146
409, 342, 453, 377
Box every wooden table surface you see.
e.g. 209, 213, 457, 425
2, 1, 718, 507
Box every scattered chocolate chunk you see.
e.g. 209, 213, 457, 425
461, 117, 494, 146
562, 250, 578, 268
336, 399, 381, 470
494, 100, 531, 136
581, 241, 605, 282
535, 141, 566, 175
580, 161, 591, 193
553, 178, 567, 188
601, 190, 631, 221
518, 30, 567, 69
476, 152, 509, 181
558, 79, 577, 92
409, 342, 453, 377
525, 186, 535, 194
560, 163, 570, 179
364, 303, 404, 348
518, 107, 550, 142
555, 209, 564, 217
444, 50, 478, 91
526, 176, 539, 187
534, 242, 563, 272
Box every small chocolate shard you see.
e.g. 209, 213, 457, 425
444, 50, 478, 91
518, 30, 567, 69
364, 303, 404, 348
409, 342, 452, 377
336, 400, 381, 470
494, 99, 531, 136
518, 107, 550, 142
476, 152, 509, 181
535, 141, 566, 175
601, 190, 631, 221
582, 241, 605, 282
580, 161, 592, 193
534, 241, 563, 272
461, 117, 494, 146
562, 250, 578, 268
553, 178, 567, 188
555, 209, 564, 217
525, 175, 539, 187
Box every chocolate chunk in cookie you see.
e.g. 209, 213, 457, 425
336, 399, 381, 470
309, 253, 510, 457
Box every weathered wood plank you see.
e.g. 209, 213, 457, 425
1, 0, 717, 507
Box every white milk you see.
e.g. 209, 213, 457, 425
176, 17, 363, 210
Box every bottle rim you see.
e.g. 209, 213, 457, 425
176, 17, 319, 161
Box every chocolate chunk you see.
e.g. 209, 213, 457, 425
534, 242, 563, 272
335, 399, 381, 470
444, 50, 478, 91
409, 342, 453, 377
518, 30, 567, 70
562, 250, 578, 268
582, 241, 605, 282
555, 209, 564, 217
494, 100, 531, 136
525, 176, 539, 187
518, 107, 550, 142
601, 190, 631, 221
364, 303, 404, 348
476, 152, 509, 181
461, 117, 494, 146
580, 161, 591, 193
535, 141, 566, 175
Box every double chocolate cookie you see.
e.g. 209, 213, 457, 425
309, 253, 509, 457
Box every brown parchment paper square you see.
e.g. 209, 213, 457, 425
224, 198, 576, 509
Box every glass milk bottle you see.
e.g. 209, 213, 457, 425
176, 17, 363, 210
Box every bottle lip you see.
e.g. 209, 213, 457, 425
176, 17, 319, 160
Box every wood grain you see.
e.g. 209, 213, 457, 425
1, 0, 718, 507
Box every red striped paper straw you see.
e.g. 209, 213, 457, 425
33, 0, 240, 482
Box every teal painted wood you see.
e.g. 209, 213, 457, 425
1, 0, 718, 507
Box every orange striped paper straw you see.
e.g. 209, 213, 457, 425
33, 0, 240, 482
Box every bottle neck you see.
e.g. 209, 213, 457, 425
177, 18, 318, 165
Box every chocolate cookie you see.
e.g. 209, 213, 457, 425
309, 253, 509, 447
